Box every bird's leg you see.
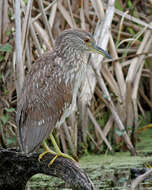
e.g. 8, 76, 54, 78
38, 134, 76, 166
48, 134, 75, 166
38, 141, 56, 161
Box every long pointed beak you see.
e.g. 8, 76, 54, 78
90, 42, 112, 59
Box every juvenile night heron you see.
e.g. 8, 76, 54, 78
16, 29, 111, 164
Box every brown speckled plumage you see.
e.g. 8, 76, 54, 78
16, 29, 111, 154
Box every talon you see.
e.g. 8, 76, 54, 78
38, 150, 51, 161
48, 154, 59, 166
38, 137, 76, 167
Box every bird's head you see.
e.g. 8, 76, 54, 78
55, 29, 112, 59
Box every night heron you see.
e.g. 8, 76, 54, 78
16, 29, 111, 164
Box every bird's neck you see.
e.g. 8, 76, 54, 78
55, 49, 89, 87
63, 52, 88, 87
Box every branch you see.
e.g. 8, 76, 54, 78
0, 148, 95, 190
15, 0, 24, 98
131, 168, 152, 190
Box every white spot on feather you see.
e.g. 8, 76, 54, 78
38, 119, 45, 126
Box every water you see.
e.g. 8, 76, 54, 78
27, 129, 152, 189
27, 152, 152, 189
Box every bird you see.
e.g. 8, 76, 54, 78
16, 29, 111, 164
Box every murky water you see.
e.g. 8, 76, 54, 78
27, 153, 152, 190
27, 129, 152, 189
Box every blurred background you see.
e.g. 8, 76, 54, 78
0, 0, 152, 189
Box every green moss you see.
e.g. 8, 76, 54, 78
79, 152, 152, 169
137, 128, 152, 153
28, 174, 64, 189
28, 128, 152, 189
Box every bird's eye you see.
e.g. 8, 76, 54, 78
84, 38, 90, 43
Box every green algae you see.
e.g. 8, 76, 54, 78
28, 128, 152, 189
27, 174, 67, 189
80, 152, 152, 169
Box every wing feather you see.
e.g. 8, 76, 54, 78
16, 57, 72, 153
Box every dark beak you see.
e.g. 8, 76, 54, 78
90, 42, 112, 59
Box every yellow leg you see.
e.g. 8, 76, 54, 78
39, 134, 76, 166
49, 134, 75, 166
38, 141, 56, 161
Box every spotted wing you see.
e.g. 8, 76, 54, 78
16, 55, 72, 153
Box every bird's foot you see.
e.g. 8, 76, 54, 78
39, 139, 76, 166
48, 151, 76, 166
38, 140, 56, 162
38, 149, 55, 162
39, 150, 76, 166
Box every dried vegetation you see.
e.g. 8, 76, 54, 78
0, 0, 152, 159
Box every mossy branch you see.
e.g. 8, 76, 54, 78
0, 148, 95, 190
